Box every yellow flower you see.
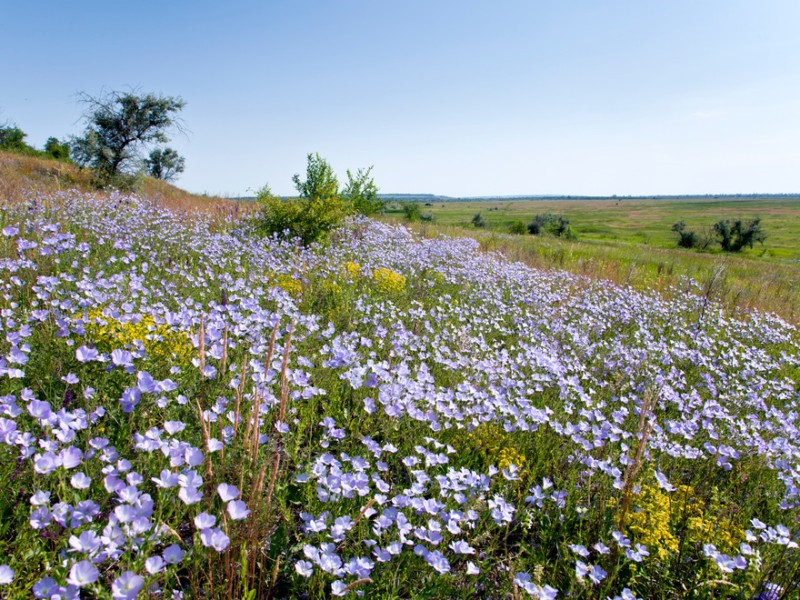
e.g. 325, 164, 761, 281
82, 308, 193, 366
372, 267, 406, 294
343, 261, 362, 278
275, 274, 302, 298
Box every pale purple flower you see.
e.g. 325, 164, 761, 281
70, 473, 91, 489
227, 500, 250, 520
163, 544, 184, 564
67, 560, 99, 587
217, 483, 239, 502
76, 346, 99, 362
194, 512, 216, 529
200, 528, 230, 552
59, 446, 83, 469
0, 565, 13, 584
655, 470, 676, 492
295, 560, 314, 577
112, 571, 144, 599
145, 556, 165, 574
178, 486, 203, 505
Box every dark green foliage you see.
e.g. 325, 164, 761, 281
0, 125, 72, 162
472, 212, 487, 228
43, 137, 72, 162
713, 218, 767, 252
401, 201, 421, 221
255, 154, 353, 245
0, 125, 35, 154
528, 213, 572, 237
292, 152, 339, 201
508, 220, 527, 235
343, 166, 384, 216
71, 90, 185, 177
144, 147, 185, 181
671, 220, 699, 248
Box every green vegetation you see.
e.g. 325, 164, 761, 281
70, 90, 186, 186
0, 124, 71, 163
255, 153, 381, 245
713, 217, 767, 252
144, 147, 185, 182
342, 166, 384, 216
527, 213, 573, 238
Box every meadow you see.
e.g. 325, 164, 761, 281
383, 197, 800, 324
0, 180, 798, 599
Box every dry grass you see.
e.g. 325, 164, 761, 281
0, 150, 254, 221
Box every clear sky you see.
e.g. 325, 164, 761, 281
3, 1, 800, 196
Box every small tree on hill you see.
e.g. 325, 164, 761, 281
71, 90, 185, 178
44, 137, 72, 162
0, 125, 37, 155
144, 147, 185, 181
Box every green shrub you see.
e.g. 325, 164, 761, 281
401, 201, 421, 221
508, 220, 527, 235
43, 137, 72, 162
671, 220, 699, 248
254, 153, 353, 245
528, 213, 572, 237
713, 217, 766, 252
472, 212, 487, 228
343, 166, 384, 216
254, 185, 352, 246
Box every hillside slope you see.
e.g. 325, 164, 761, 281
0, 150, 248, 217
0, 186, 797, 598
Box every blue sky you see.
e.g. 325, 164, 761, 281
3, 1, 800, 196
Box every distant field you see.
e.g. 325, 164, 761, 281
389, 196, 800, 261
382, 196, 800, 323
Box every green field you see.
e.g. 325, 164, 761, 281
382, 197, 800, 324
391, 196, 800, 260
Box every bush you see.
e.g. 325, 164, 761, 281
528, 213, 572, 237
508, 220, 527, 235
343, 166, 384, 216
401, 201, 421, 221
713, 218, 767, 252
472, 212, 487, 228
254, 153, 352, 245
43, 137, 72, 162
0, 125, 38, 155
671, 221, 699, 248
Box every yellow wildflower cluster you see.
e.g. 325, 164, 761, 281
618, 481, 744, 561
343, 261, 362, 278
372, 267, 406, 294
83, 309, 193, 365
275, 274, 303, 298
467, 423, 527, 471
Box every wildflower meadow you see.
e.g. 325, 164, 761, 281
0, 190, 798, 598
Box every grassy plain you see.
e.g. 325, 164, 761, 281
383, 197, 800, 324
